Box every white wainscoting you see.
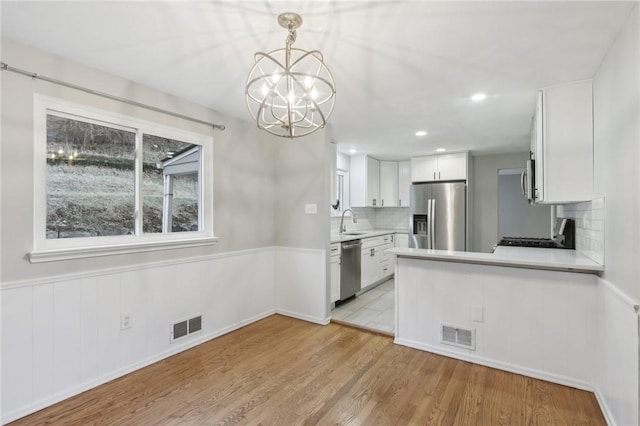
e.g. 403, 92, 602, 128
1, 247, 278, 424
275, 247, 329, 325
394, 257, 598, 390
594, 278, 639, 426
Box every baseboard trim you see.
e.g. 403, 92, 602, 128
276, 308, 330, 325
393, 337, 593, 392
593, 385, 617, 426
1, 309, 276, 425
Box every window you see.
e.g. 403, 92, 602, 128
32, 95, 215, 262
334, 170, 350, 213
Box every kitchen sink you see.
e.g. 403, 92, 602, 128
342, 232, 366, 236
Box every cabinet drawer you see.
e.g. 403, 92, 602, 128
330, 243, 341, 257
362, 234, 395, 249
361, 236, 385, 249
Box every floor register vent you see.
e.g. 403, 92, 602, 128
441, 324, 476, 350
171, 315, 203, 343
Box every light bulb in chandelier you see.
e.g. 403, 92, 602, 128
245, 12, 336, 138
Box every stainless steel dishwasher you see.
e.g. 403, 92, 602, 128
339, 240, 361, 301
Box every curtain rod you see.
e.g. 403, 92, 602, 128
1, 61, 226, 131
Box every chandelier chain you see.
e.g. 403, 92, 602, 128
286, 28, 297, 46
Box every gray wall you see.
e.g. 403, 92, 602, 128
274, 132, 332, 250
498, 173, 551, 238
1, 39, 285, 281
471, 152, 530, 253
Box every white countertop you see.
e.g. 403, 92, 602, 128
331, 229, 407, 243
387, 245, 603, 274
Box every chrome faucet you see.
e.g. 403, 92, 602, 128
339, 208, 357, 234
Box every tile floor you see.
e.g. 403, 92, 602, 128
331, 278, 395, 334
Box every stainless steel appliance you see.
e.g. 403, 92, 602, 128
498, 236, 560, 248
409, 181, 466, 250
497, 218, 575, 249
339, 240, 361, 300
521, 158, 536, 203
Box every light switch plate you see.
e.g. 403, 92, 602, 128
472, 305, 484, 323
121, 313, 132, 330
305, 203, 318, 214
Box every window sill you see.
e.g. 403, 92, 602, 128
29, 237, 219, 263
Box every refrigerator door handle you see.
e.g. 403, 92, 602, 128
430, 198, 436, 249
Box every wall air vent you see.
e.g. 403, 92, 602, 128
171, 314, 203, 343
441, 324, 476, 350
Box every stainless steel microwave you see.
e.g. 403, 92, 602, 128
520, 159, 536, 203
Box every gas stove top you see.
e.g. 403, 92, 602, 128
497, 237, 561, 248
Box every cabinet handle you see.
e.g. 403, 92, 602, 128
399, 199, 401, 206
373, 198, 377, 206
433, 172, 436, 180
381, 199, 384, 207
439, 171, 441, 180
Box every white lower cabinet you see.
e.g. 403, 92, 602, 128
361, 246, 379, 290
360, 235, 395, 290
395, 233, 409, 248
330, 243, 340, 303
378, 242, 394, 278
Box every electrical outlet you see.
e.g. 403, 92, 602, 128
121, 313, 132, 330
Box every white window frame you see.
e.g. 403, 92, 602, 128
334, 169, 350, 214
30, 94, 217, 263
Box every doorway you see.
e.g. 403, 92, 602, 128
497, 169, 551, 238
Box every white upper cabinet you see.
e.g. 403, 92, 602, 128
410, 156, 438, 182
352, 156, 412, 208
350, 155, 380, 207
533, 80, 594, 203
411, 153, 467, 182
398, 161, 411, 207
379, 161, 399, 207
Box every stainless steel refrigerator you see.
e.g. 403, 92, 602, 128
409, 181, 466, 251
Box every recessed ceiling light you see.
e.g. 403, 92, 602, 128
349, 148, 357, 154
415, 130, 428, 137
471, 93, 487, 102
436, 148, 446, 152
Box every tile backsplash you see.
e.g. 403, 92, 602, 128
375, 207, 410, 230
557, 198, 604, 264
331, 207, 409, 234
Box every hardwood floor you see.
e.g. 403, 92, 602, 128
10, 315, 605, 425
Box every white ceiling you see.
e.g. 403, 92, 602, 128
1, 1, 636, 160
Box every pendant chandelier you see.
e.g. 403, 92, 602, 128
245, 12, 336, 139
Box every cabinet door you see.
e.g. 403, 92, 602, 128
361, 248, 378, 289
366, 157, 380, 206
540, 80, 593, 203
379, 161, 399, 207
395, 233, 409, 248
437, 153, 467, 181
398, 161, 411, 207
411, 156, 438, 182
330, 257, 340, 303
350, 155, 379, 207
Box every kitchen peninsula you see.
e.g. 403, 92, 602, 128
388, 245, 604, 391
